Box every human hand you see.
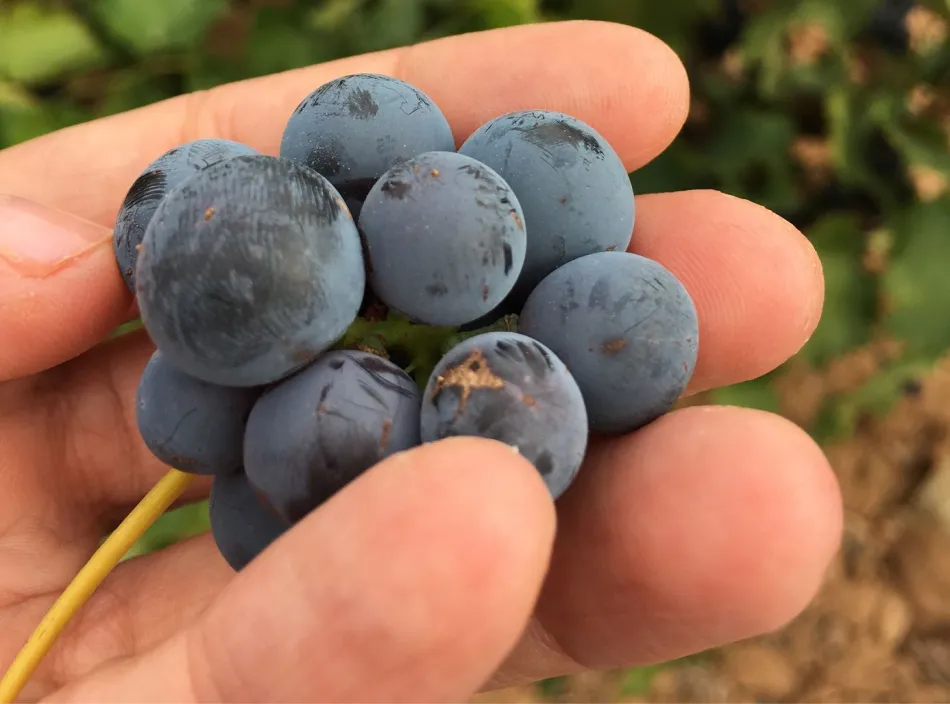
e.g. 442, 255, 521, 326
0, 20, 842, 702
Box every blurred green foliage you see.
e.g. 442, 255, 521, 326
2, 0, 949, 695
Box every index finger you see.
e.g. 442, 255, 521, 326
0, 20, 689, 227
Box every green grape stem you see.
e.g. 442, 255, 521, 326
105, 312, 518, 388
338, 312, 519, 388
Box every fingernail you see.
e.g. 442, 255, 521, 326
0, 194, 112, 278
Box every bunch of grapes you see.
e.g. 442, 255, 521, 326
115, 74, 700, 572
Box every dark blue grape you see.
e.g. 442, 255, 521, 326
359, 151, 526, 326
137, 154, 365, 388
519, 251, 698, 435
136, 350, 260, 475
280, 73, 455, 219
244, 350, 422, 523
420, 332, 587, 499
459, 110, 634, 301
210, 470, 291, 572
113, 139, 258, 291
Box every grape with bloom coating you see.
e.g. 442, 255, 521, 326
280, 73, 455, 218
113, 139, 258, 290
519, 251, 699, 435
459, 110, 634, 302
421, 332, 587, 498
244, 350, 422, 523
210, 471, 290, 572
136, 350, 259, 475
136, 154, 365, 387
359, 151, 526, 326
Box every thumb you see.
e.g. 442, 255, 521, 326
48, 437, 557, 703
0, 195, 131, 381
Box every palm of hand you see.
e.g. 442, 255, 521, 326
0, 21, 841, 703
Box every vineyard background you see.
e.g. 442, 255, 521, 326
2, 0, 950, 701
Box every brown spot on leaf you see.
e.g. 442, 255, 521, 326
602, 339, 627, 355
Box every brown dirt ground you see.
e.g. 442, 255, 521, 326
476, 343, 950, 703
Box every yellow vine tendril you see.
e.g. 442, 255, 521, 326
0, 469, 195, 703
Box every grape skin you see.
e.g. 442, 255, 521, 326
210, 470, 290, 572
136, 154, 365, 388
420, 332, 587, 499
244, 350, 422, 523
280, 73, 455, 219
113, 139, 258, 291
519, 251, 699, 435
136, 350, 260, 475
458, 110, 634, 302
359, 151, 527, 326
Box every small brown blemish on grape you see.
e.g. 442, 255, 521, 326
432, 349, 505, 416
291, 344, 317, 363
356, 342, 389, 359
362, 298, 389, 322
482, 284, 489, 301
380, 418, 392, 449
602, 339, 627, 355
168, 454, 197, 469
431, 169, 440, 177
523, 394, 537, 407
204, 207, 215, 221
606, 245, 617, 252
512, 210, 523, 230
135, 244, 143, 252
558, 196, 568, 205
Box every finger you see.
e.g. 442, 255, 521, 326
31, 406, 841, 697
3, 535, 229, 702
0, 20, 688, 228
630, 190, 824, 393
0, 196, 131, 380
45, 438, 556, 703
490, 405, 842, 687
